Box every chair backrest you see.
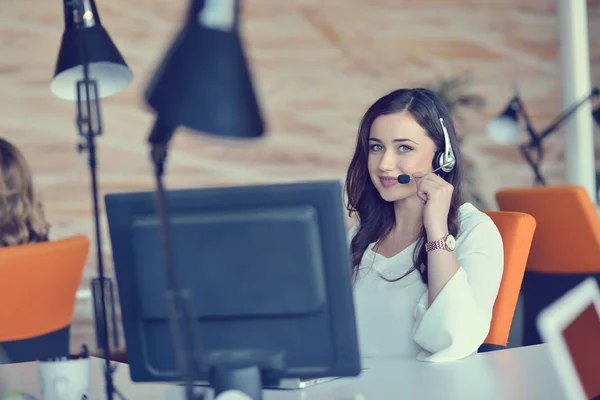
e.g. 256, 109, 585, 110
483, 211, 536, 348
496, 185, 600, 273
0, 235, 90, 342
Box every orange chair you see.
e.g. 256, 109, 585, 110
0, 235, 89, 362
478, 211, 536, 352
496, 185, 600, 345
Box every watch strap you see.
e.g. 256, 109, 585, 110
426, 234, 449, 252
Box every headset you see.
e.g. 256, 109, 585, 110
434, 117, 456, 174
397, 117, 456, 184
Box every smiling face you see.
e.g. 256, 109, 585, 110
367, 112, 437, 202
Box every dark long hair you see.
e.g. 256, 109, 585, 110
345, 88, 464, 284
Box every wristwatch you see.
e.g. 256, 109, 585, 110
425, 233, 456, 252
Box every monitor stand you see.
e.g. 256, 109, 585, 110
210, 364, 261, 399
207, 349, 286, 400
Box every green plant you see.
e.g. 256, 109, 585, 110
422, 73, 488, 209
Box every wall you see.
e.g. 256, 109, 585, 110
1, 0, 599, 292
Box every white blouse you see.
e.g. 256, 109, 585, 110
349, 202, 504, 362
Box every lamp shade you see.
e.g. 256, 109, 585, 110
486, 97, 521, 144
51, 0, 133, 100
144, 0, 265, 139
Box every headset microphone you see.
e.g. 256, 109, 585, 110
397, 174, 411, 184
397, 164, 447, 184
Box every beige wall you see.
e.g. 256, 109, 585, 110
1, 0, 599, 286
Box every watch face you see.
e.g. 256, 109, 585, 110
445, 234, 456, 251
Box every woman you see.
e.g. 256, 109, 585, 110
345, 88, 504, 362
0, 137, 50, 247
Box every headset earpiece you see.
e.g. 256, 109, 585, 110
433, 117, 456, 174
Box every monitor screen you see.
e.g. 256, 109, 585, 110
105, 180, 361, 388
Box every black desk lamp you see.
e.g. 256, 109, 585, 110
51, 0, 132, 100
487, 87, 600, 185
143, 0, 265, 399
50, 1, 133, 399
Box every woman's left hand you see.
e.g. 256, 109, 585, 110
412, 171, 454, 238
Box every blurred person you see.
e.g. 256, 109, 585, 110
0, 137, 49, 247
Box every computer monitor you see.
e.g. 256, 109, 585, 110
104, 180, 361, 397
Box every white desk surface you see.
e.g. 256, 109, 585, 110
0, 344, 568, 400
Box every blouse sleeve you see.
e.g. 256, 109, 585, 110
411, 216, 504, 362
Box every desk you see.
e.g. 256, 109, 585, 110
0, 344, 568, 400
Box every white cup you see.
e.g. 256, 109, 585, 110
36, 346, 90, 400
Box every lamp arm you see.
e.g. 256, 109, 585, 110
538, 87, 600, 141
148, 118, 205, 400
511, 87, 598, 187
519, 143, 546, 185
509, 97, 541, 148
